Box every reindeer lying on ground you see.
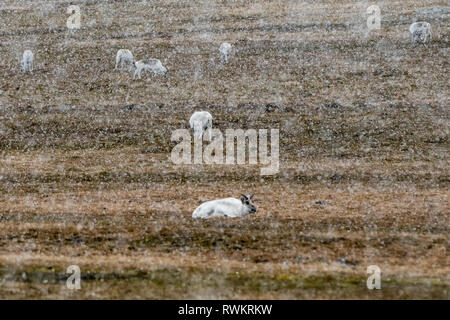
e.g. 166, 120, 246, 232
192, 194, 256, 219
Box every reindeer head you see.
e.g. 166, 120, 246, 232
240, 194, 256, 214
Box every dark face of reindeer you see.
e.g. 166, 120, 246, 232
241, 194, 256, 214
413, 30, 425, 42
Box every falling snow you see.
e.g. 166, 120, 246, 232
0, 0, 448, 299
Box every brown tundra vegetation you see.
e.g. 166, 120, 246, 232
0, 0, 448, 299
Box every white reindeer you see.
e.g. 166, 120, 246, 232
219, 42, 232, 63
189, 111, 212, 141
20, 50, 34, 73
133, 58, 167, 79
409, 22, 432, 45
115, 49, 134, 71
192, 194, 256, 219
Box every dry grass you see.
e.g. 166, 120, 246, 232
0, 0, 449, 299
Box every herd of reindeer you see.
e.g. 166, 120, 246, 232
13, 19, 433, 219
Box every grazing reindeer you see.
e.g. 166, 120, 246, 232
21, 50, 34, 73
115, 49, 134, 71
219, 42, 232, 63
409, 22, 432, 45
133, 58, 167, 79
189, 111, 213, 141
